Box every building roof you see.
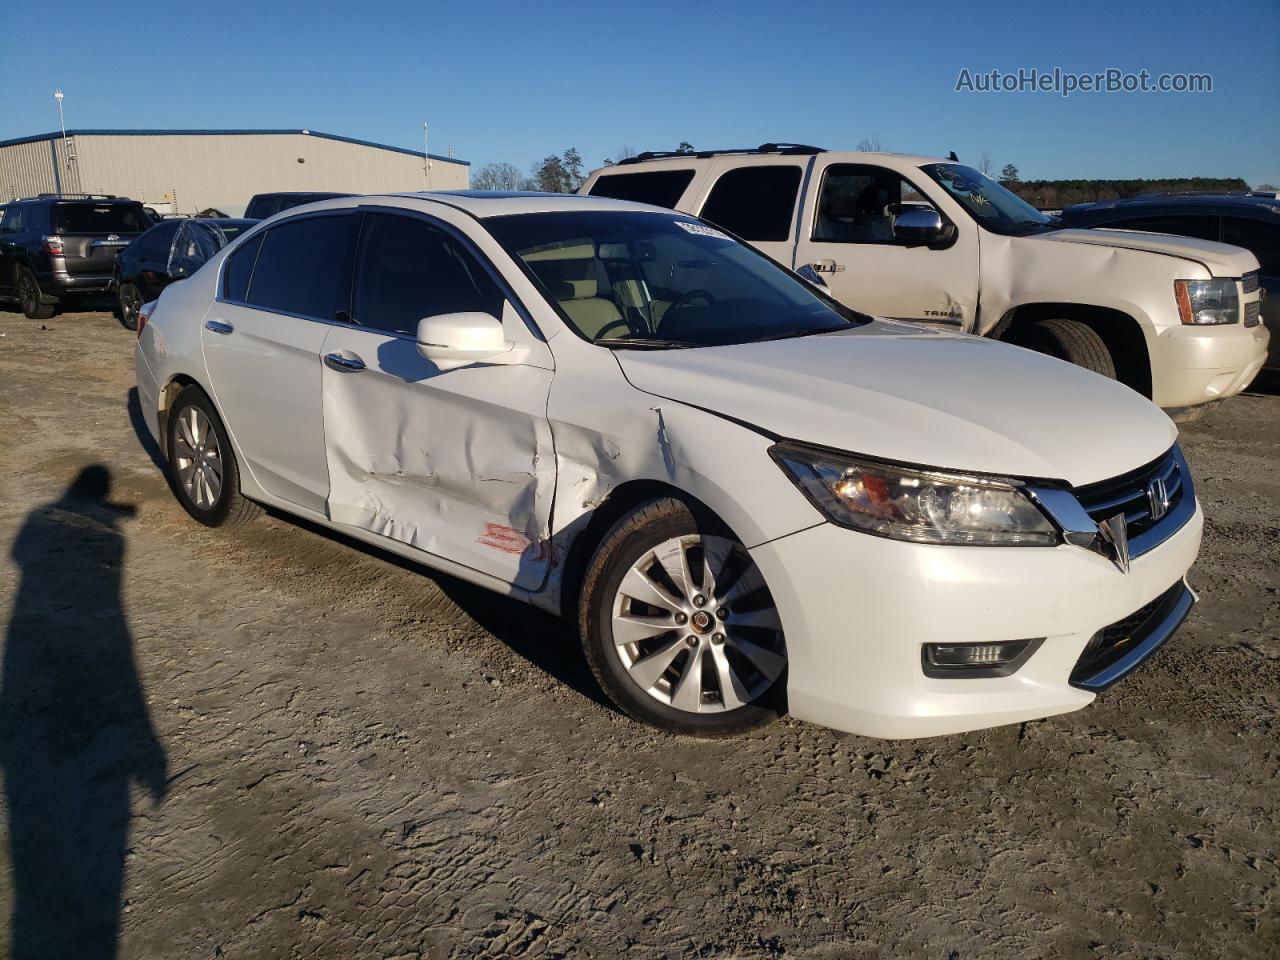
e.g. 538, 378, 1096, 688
0, 128, 468, 166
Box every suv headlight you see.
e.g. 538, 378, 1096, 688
1175, 278, 1239, 325
769, 443, 1059, 546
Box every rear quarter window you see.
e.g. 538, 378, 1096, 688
221, 232, 264, 302
587, 169, 695, 208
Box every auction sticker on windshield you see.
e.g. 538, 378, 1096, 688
674, 220, 731, 241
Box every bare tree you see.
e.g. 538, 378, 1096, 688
979, 152, 993, 177
855, 136, 883, 152
471, 161, 527, 192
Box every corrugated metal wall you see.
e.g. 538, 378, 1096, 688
1, 132, 468, 214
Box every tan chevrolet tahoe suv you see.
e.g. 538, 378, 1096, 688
581, 144, 1269, 411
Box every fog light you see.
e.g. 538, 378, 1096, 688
922, 639, 1043, 678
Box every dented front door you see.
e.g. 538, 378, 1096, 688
794, 161, 979, 328
319, 211, 556, 590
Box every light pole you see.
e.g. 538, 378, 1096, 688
423, 123, 432, 191
53, 89, 73, 196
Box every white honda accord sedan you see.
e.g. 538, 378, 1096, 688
134, 192, 1203, 738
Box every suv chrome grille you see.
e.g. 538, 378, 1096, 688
1074, 446, 1185, 543
1241, 271, 1259, 294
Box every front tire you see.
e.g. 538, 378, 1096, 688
17, 267, 55, 320
579, 498, 787, 736
1010, 317, 1117, 379
166, 386, 262, 527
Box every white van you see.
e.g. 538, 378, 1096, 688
582, 145, 1269, 411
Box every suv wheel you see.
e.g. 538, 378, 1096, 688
580, 498, 787, 736
166, 386, 262, 528
118, 283, 144, 331
1012, 317, 1117, 379
17, 267, 55, 320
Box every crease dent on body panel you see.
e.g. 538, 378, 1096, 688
322, 377, 553, 567
652, 405, 676, 475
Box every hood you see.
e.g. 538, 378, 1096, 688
1034, 228, 1258, 278
616, 321, 1176, 488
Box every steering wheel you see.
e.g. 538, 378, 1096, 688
664, 289, 716, 318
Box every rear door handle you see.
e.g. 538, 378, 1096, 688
324, 352, 366, 372
205, 320, 234, 335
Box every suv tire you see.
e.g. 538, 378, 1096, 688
166, 386, 262, 528
579, 497, 786, 736
16, 266, 55, 320
1013, 317, 1117, 379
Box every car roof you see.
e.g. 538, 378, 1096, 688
383, 191, 676, 218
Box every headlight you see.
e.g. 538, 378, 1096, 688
769, 443, 1059, 546
1175, 278, 1239, 325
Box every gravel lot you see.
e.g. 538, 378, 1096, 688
0, 309, 1276, 960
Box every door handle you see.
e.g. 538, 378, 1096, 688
812, 259, 845, 274
324, 352, 366, 372
204, 319, 234, 335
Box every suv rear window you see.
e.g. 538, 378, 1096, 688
54, 204, 150, 234
699, 166, 803, 242
587, 170, 695, 208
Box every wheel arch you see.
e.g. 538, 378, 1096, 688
991, 302, 1153, 398
157, 374, 206, 460
556, 479, 733, 623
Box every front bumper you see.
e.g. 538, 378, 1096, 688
750, 502, 1203, 739
1149, 321, 1269, 408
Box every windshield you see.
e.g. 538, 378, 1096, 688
486, 211, 866, 347
54, 203, 150, 234
920, 164, 1056, 235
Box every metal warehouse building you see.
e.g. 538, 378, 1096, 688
0, 129, 469, 216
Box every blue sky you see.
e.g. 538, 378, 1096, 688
3, 0, 1277, 186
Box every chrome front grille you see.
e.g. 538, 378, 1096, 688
1241, 271, 1259, 294
1074, 446, 1187, 545
1245, 300, 1261, 327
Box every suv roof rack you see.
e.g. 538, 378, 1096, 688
26, 192, 121, 200
617, 143, 825, 165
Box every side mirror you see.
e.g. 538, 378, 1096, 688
893, 208, 955, 247
416, 311, 512, 367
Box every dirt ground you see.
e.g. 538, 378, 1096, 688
0, 309, 1275, 960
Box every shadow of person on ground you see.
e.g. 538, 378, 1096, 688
0, 466, 167, 960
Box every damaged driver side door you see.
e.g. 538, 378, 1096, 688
320, 210, 556, 591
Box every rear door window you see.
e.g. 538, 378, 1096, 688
352, 213, 504, 336
245, 214, 357, 319
1106, 214, 1221, 243
587, 170, 695, 208
1222, 217, 1280, 275
698, 166, 803, 242
53, 204, 150, 234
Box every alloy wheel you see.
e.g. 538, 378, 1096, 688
121, 286, 142, 329
610, 535, 785, 713
173, 406, 223, 510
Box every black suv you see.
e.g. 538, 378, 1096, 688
243, 192, 350, 220
1062, 193, 1279, 368
0, 195, 151, 318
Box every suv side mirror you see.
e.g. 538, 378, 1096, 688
416, 311, 515, 368
893, 208, 955, 247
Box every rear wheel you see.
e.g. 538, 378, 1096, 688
118, 283, 144, 331
1010, 317, 1117, 379
166, 386, 262, 527
580, 498, 787, 736
17, 267, 55, 320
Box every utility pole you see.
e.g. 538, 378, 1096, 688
423, 123, 433, 191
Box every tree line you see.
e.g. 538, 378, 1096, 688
1004, 176, 1252, 210
471, 144, 696, 193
